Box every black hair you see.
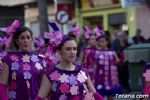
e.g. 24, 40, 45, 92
13, 26, 33, 50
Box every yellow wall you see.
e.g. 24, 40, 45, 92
77, 0, 136, 36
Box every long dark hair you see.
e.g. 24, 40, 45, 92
13, 26, 33, 50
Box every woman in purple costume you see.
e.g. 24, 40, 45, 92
0, 20, 47, 100
79, 26, 97, 83
93, 26, 124, 100
35, 24, 104, 100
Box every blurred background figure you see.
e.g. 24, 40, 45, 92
132, 29, 146, 44
117, 31, 131, 93
104, 31, 112, 48
123, 30, 134, 45
112, 30, 122, 55
94, 29, 124, 100
79, 26, 97, 83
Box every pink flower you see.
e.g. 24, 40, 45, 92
143, 69, 150, 81
59, 83, 70, 93
77, 72, 86, 83
10, 55, 19, 62
23, 63, 30, 71
22, 55, 30, 62
59, 73, 69, 83
12, 71, 17, 80
70, 85, 79, 95
49, 71, 61, 81
35, 62, 43, 70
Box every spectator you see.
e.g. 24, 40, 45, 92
124, 30, 134, 45
132, 29, 145, 44
104, 31, 111, 48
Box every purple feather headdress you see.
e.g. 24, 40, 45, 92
34, 37, 45, 48
82, 26, 93, 39
43, 22, 65, 63
45, 22, 63, 50
72, 25, 80, 38
0, 20, 21, 48
0, 20, 20, 35
94, 26, 105, 40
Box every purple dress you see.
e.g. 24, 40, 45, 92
94, 50, 124, 96
81, 48, 97, 83
45, 64, 96, 100
2, 52, 47, 100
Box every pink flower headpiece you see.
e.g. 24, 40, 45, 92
44, 22, 64, 64
72, 25, 80, 38
44, 31, 63, 47
0, 20, 20, 35
82, 26, 93, 39
0, 20, 21, 48
94, 26, 105, 40
34, 37, 45, 48
45, 22, 64, 47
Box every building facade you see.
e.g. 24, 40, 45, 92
77, 0, 150, 39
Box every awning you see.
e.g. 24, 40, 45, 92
0, 0, 36, 6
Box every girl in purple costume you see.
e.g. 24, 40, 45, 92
0, 21, 47, 100
79, 26, 97, 83
93, 26, 124, 100
35, 26, 104, 100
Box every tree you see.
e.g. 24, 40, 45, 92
37, 0, 49, 36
